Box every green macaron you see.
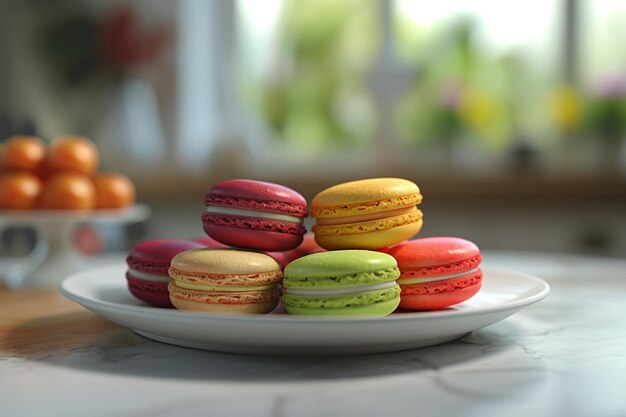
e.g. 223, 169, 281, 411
282, 250, 401, 316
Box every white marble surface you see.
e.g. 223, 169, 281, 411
2, 251, 626, 417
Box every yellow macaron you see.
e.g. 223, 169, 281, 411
311, 178, 423, 250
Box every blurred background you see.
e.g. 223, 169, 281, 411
0, 0, 625, 258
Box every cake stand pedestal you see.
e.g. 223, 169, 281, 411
0, 205, 150, 289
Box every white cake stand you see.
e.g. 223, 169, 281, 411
0, 204, 150, 289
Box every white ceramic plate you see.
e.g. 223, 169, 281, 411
60, 264, 549, 355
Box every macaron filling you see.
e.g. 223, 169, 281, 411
205, 206, 304, 225
174, 280, 278, 292
284, 280, 397, 296
127, 268, 171, 283
283, 286, 401, 309
401, 272, 482, 296
398, 267, 481, 285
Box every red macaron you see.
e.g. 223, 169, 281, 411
381, 237, 482, 310
265, 232, 326, 268
126, 239, 206, 307
202, 179, 308, 251
191, 236, 229, 248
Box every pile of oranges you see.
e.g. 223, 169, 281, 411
0, 135, 136, 210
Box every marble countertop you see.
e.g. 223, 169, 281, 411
1, 251, 625, 417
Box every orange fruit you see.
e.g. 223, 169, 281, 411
40, 172, 96, 210
0, 143, 6, 171
47, 135, 99, 175
93, 172, 136, 208
0, 171, 43, 209
2, 135, 47, 172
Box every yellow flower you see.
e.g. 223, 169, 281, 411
460, 89, 495, 127
459, 88, 509, 149
550, 85, 582, 132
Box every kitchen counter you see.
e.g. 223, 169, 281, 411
1, 251, 625, 417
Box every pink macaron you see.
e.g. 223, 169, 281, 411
202, 179, 308, 251
381, 237, 482, 310
126, 239, 206, 307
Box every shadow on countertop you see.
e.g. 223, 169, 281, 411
2, 310, 527, 382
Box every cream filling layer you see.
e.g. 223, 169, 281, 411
205, 206, 303, 225
128, 268, 171, 283
284, 280, 397, 296
174, 280, 277, 292
398, 267, 480, 285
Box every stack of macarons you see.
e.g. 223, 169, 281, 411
125, 177, 482, 316
308, 178, 482, 312
127, 179, 317, 313
311, 178, 424, 250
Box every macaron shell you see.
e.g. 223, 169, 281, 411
203, 223, 304, 251
170, 248, 281, 275
383, 237, 481, 270
285, 297, 400, 316
127, 239, 206, 275
168, 283, 279, 314
314, 219, 423, 250
202, 212, 305, 235
191, 236, 230, 248
170, 297, 279, 314
127, 275, 173, 308
312, 178, 421, 218
205, 179, 308, 216
313, 210, 422, 236
265, 233, 326, 268
398, 270, 482, 310
398, 256, 481, 279
296, 233, 326, 255
284, 250, 398, 279
282, 280, 400, 315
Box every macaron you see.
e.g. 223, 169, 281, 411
282, 250, 401, 316
126, 239, 206, 307
381, 237, 483, 310
266, 233, 326, 268
191, 236, 229, 248
311, 178, 423, 250
202, 179, 308, 251
168, 248, 283, 314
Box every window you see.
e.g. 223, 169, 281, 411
237, 0, 380, 153
231, 0, 569, 177
394, 0, 560, 154
3, 0, 623, 181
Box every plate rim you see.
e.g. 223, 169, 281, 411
60, 264, 550, 325
0, 204, 151, 223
